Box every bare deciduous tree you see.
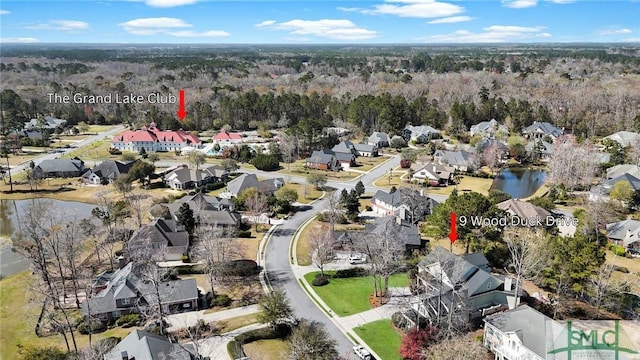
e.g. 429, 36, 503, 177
244, 190, 269, 232
192, 223, 244, 296
504, 228, 547, 307
308, 224, 334, 277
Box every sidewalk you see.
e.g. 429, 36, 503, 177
165, 304, 260, 332
291, 264, 413, 360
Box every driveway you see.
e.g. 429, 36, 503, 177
165, 304, 260, 332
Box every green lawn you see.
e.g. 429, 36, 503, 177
243, 339, 290, 359
303, 272, 409, 316
279, 183, 323, 204
354, 319, 402, 360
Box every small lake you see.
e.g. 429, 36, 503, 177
0, 199, 97, 278
491, 168, 547, 199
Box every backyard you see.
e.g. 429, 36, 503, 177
0, 271, 135, 360
304, 271, 409, 316
278, 160, 362, 182
243, 339, 290, 359
353, 319, 402, 360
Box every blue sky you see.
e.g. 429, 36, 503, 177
0, 0, 638, 44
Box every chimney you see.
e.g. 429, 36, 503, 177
121, 351, 129, 360
504, 277, 513, 292
117, 255, 126, 270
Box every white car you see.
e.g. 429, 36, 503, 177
348, 253, 366, 264
353, 345, 372, 360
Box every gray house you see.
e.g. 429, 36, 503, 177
470, 119, 509, 138
483, 305, 564, 360
522, 121, 564, 141
333, 216, 425, 253
606, 164, 640, 180
413, 246, 517, 326
368, 132, 390, 148
163, 165, 227, 190
371, 187, 436, 223
403, 125, 441, 143
82, 262, 199, 323
589, 173, 640, 202
103, 329, 197, 360
226, 173, 284, 197
306, 149, 340, 171
166, 192, 240, 230
333, 140, 378, 157
82, 159, 136, 185
33, 158, 85, 178
433, 150, 476, 172
25, 116, 67, 131
497, 199, 552, 226
128, 218, 190, 261
606, 219, 640, 252
604, 131, 640, 147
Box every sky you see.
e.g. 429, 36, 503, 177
0, 0, 639, 44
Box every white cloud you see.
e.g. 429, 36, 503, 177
339, 0, 464, 19
119, 17, 229, 37
599, 28, 632, 36
119, 17, 191, 35
0, 10, 10, 15
0, 37, 39, 43
428, 16, 473, 24
336, 7, 363, 12
420, 25, 551, 43
170, 30, 229, 37
546, 0, 575, 3
255, 19, 378, 40
144, 0, 198, 7
255, 20, 277, 28
502, 0, 538, 8
26, 20, 89, 31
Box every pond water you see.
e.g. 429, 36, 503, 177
0, 199, 97, 278
491, 168, 547, 199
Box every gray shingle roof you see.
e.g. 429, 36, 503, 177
82, 263, 199, 317
484, 305, 560, 359
354, 143, 375, 153
606, 164, 640, 180
226, 173, 284, 196
364, 216, 422, 246
85, 160, 135, 181
434, 150, 475, 168
25, 116, 67, 130
307, 149, 337, 165
104, 329, 194, 360
606, 219, 640, 247
368, 132, 390, 144
35, 158, 84, 173
522, 121, 564, 138
470, 119, 508, 136
604, 131, 640, 147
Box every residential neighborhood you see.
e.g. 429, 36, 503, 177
1, 41, 640, 360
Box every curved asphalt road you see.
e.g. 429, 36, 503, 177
264, 155, 409, 357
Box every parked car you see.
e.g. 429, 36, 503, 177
353, 345, 372, 360
348, 253, 366, 264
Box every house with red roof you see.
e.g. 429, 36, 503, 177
212, 131, 243, 144
111, 122, 201, 153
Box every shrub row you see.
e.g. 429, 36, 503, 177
235, 324, 291, 344
332, 267, 368, 278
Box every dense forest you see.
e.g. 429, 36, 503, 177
1, 44, 639, 142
